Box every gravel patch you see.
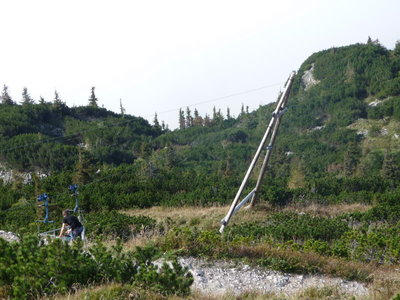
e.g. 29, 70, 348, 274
178, 257, 370, 298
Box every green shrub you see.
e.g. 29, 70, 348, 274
0, 235, 192, 299
85, 211, 156, 240
226, 212, 349, 243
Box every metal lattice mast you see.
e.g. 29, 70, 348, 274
219, 71, 296, 233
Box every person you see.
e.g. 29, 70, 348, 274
59, 210, 83, 240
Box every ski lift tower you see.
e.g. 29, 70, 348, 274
220, 71, 296, 233
37, 193, 54, 224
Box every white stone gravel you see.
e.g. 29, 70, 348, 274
0, 230, 20, 242
178, 257, 370, 298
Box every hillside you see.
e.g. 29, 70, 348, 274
1, 41, 400, 299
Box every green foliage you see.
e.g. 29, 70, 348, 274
0, 102, 160, 172
226, 212, 349, 243
134, 245, 193, 296
85, 211, 156, 240
0, 236, 192, 299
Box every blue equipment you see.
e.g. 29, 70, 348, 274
37, 193, 54, 223
69, 184, 79, 212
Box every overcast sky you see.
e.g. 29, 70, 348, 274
1, 0, 399, 128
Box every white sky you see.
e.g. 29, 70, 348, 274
0, 0, 399, 128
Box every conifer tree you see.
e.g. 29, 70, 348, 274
240, 103, 245, 116
39, 96, 45, 104
88, 87, 98, 107
119, 99, 126, 116
226, 107, 231, 119
212, 106, 217, 120
53, 90, 63, 105
21, 87, 34, 105
185, 107, 193, 128
344, 142, 360, 176
1, 85, 14, 105
395, 40, 400, 56
73, 149, 91, 185
193, 108, 203, 126
212, 107, 224, 125
153, 113, 161, 130
204, 114, 211, 127
179, 108, 185, 129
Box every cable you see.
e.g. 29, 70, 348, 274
147, 82, 284, 116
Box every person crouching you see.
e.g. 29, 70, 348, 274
59, 209, 83, 240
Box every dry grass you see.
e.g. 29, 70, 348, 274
44, 283, 190, 300
123, 205, 228, 224
122, 202, 371, 231
122, 204, 274, 231
44, 285, 371, 300
370, 269, 400, 300
283, 202, 372, 217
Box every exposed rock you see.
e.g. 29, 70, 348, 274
368, 99, 382, 107
0, 230, 20, 242
310, 125, 325, 132
0, 164, 48, 184
302, 64, 320, 90
357, 130, 369, 137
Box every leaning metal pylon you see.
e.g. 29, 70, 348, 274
219, 71, 296, 233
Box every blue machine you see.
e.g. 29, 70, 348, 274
37, 193, 54, 223
69, 184, 79, 212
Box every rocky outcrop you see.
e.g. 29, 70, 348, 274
0, 164, 48, 184
302, 64, 320, 90
0, 230, 20, 242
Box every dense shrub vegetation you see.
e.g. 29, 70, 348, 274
85, 211, 156, 240
0, 237, 192, 299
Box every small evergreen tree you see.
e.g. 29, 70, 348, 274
240, 103, 245, 116
88, 87, 98, 107
1, 85, 14, 105
204, 114, 211, 127
153, 113, 161, 130
39, 96, 45, 104
119, 99, 126, 116
53, 90, 64, 106
395, 40, 400, 56
21, 87, 34, 105
179, 108, 185, 129
193, 108, 203, 126
73, 149, 92, 185
344, 142, 361, 176
185, 107, 193, 128
226, 107, 231, 119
